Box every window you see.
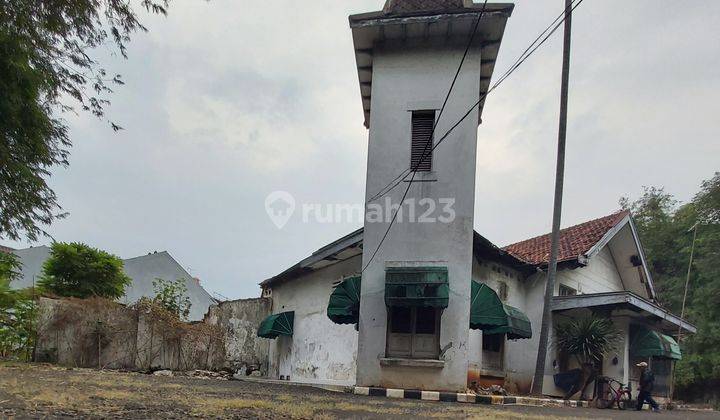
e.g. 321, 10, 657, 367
559, 284, 577, 296
410, 110, 435, 172
482, 333, 504, 371
386, 306, 440, 359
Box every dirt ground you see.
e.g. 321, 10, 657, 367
0, 363, 716, 419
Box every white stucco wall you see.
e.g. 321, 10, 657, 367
358, 37, 483, 392
267, 255, 360, 386
555, 248, 624, 295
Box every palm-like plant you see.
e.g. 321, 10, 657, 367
554, 316, 622, 400
555, 316, 621, 365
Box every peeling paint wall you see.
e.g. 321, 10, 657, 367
469, 256, 529, 391
204, 297, 271, 373
267, 255, 360, 386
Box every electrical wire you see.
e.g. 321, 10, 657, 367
365, 0, 489, 204
366, 0, 583, 204
361, 0, 586, 273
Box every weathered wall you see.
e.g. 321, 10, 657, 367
469, 256, 530, 391
34, 297, 234, 372
35, 297, 138, 368
204, 297, 271, 374
267, 255, 360, 386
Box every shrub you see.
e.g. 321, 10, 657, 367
39, 242, 131, 299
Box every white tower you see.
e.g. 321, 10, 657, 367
350, 1, 513, 391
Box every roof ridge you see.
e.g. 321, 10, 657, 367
502, 210, 630, 266
503, 209, 628, 249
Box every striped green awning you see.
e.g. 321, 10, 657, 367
257, 311, 294, 339
470, 280, 531, 340
385, 266, 449, 308
630, 327, 681, 360
327, 276, 361, 325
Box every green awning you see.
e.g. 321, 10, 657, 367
483, 304, 532, 340
630, 327, 681, 360
327, 276, 361, 325
257, 311, 294, 339
470, 280, 532, 340
385, 266, 449, 308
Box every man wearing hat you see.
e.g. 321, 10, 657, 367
636, 361, 660, 412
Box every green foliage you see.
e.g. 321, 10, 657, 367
0, 297, 37, 360
554, 316, 620, 365
0, 252, 20, 293
621, 172, 720, 399
38, 242, 131, 299
0, 253, 37, 360
0, 0, 170, 241
152, 278, 192, 320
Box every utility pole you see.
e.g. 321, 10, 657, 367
678, 222, 698, 343
531, 0, 572, 395
670, 222, 698, 403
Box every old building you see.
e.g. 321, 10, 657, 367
255, 0, 694, 398
259, 211, 694, 398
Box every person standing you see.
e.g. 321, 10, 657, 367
636, 362, 660, 412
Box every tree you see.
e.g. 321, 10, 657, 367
0, 0, 170, 242
554, 316, 620, 400
38, 242, 131, 299
0, 251, 37, 360
621, 172, 720, 403
152, 277, 191, 320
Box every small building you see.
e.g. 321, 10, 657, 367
8, 246, 215, 321
254, 0, 694, 397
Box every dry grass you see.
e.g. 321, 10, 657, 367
0, 364, 603, 419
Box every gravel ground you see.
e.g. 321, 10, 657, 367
0, 363, 716, 419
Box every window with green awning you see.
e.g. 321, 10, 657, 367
257, 311, 294, 339
630, 327, 681, 360
327, 276, 361, 325
385, 266, 449, 308
470, 280, 532, 340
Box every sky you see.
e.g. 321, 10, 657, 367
5, 1, 719, 300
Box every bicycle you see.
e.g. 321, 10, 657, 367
596, 378, 634, 410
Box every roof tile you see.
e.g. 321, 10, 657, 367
503, 210, 630, 265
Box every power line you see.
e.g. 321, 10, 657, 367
366, 0, 489, 204
361, 0, 586, 273
366, 0, 583, 204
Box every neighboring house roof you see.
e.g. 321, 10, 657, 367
121, 251, 216, 321
10, 245, 51, 289
9, 246, 216, 321
0, 245, 15, 254
503, 210, 630, 265
261, 228, 531, 288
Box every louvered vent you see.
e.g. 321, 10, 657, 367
410, 110, 435, 172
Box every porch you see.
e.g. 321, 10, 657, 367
547, 291, 695, 400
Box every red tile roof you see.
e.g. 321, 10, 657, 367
0, 245, 14, 254
503, 210, 630, 265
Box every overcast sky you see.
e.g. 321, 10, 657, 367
6, 1, 719, 300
